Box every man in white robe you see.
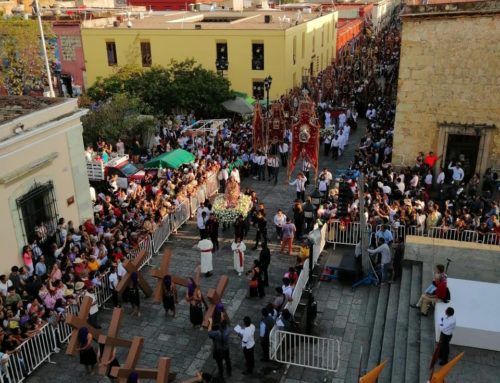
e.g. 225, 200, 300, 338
196, 238, 214, 277
231, 239, 246, 276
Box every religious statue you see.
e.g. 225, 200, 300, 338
224, 176, 240, 208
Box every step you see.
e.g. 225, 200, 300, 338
350, 285, 380, 376
405, 263, 422, 383
388, 264, 412, 383
419, 261, 436, 383
366, 284, 390, 371
378, 280, 401, 383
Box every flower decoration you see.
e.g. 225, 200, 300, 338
213, 194, 252, 223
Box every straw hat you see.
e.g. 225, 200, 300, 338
73, 257, 84, 264
75, 281, 85, 291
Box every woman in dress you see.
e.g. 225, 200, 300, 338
161, 275, 177, 318
186, 278, 206, 327
128, 272, 141, 317
246, 260, 265, 298
78, 327, 97, 374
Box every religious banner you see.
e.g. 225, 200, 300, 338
267, 103, 286, 146
252, 102, 265, 152
288, 99, 320, 182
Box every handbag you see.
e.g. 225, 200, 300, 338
249, 279, 258, 288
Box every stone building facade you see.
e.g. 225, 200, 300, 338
393, 1, 500, 178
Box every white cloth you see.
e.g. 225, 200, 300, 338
197, 239, 214, 273
231, 241, 246, 273
234, 324, 256, 349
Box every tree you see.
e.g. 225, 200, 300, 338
81, 93, 155, 147
85, 59, 234, 118
0, 18, 56, 95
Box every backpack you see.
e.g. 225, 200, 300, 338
443, 287, 451, 303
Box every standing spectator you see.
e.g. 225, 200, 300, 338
293, 201, 305, 239
247, 260, 265, 298
0, 275, 13, 298
448, 161, 464, 185
252, 212, 268, 250
22, 246, 34, 276
197, 211, 208, 240
259, 308, 275, 361
259, 243, 271, 287
302, 159, 311, 186
278, 141, 288, 167
289, 173, 307, 202
438, 307, 456, 365
280, 218, 297, 256
196, 237, 214, 278
208, 318, 232, 380
273, 209, 287, 242
35, 256, 47, 276
8, 267, 22, 294
268, 154, 280, 185
231, 238, 246, 276
234, 316, 256, 375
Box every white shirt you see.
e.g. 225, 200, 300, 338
424, 174, 433, 185
0, 280, 13, 297
279, 143, 288, 154
290, 178, 306, 192
84, 291, 98, 315
283, 285, 294, 300
368, 243, 391, 265
437, 171, 445, 185
109, 272, 119, 290
197, 215, 206, 230
117, 262, 127, 278
439, 315, 456, 335
274, 213, 287, 227
448, 163, 464, 182
234, 324, 255, 349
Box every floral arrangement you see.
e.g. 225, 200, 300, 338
320, 128, 334, 138
213, 194, 252, 223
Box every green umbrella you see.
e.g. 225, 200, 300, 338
144, 149, 195, 170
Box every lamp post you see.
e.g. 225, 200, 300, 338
33, 0, 55, 97
263, 75, 272, 116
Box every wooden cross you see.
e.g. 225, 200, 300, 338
116, 249, 153, 297
202, 275, 229, 328
97, 308, 132, 375
65, 296, 102, 356
110, 339, 176, 383
110, 336, 144, 383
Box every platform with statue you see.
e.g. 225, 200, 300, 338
212, 176, 252, 223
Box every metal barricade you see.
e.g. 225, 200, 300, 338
171, 199, 190, 232
126, 236, 153, 270
483, 232, 499, 245
197, 185, 207, 206
270, 330, 340, 372
56, 304, 79, 345
189, 194, 199, 218
459, 230, 479, 243
326, 220, 362, 246
428, 227, 459, 241
1, 322, 58, 382
205, 172, 220, 197
152, 215, 171, 254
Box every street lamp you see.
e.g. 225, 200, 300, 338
263, 75, 272, 116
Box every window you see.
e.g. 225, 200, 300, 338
312, 33, 316, 53
140, 41, 152, 67
16, 181, 59, 244
252, 43, 264, 70
252, 80, 264, 100
216, 42, 228, 70
106, 41, 117, 66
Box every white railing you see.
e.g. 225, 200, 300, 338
326, 220, 498, 246
205, 172, 219, 197
0, 322, 57, 383
172, 199, 191, 232
271, 330, 340, 372
152, 215, 171, 254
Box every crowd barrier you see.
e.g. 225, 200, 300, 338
1, 173, 221, 382
326, 220, 498, 246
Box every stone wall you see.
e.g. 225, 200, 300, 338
393, 12, 500, 169
404, 236, 500, 284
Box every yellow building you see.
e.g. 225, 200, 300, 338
81, 10, 339, 99
393, 1, 500, 178
0, 97, 92, 272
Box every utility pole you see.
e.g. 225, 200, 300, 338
34, 0, 55, 97
358, 173, 370, 274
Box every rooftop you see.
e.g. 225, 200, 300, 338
89, 10, 334, 30
402, 0, 499, 16
0, 97, 63, 124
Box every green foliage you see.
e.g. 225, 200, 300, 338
0, 18, 56, 95
81, 93, 155, 147
86, 59, 234, 118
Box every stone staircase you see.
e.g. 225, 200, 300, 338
359, 261, 436, 383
